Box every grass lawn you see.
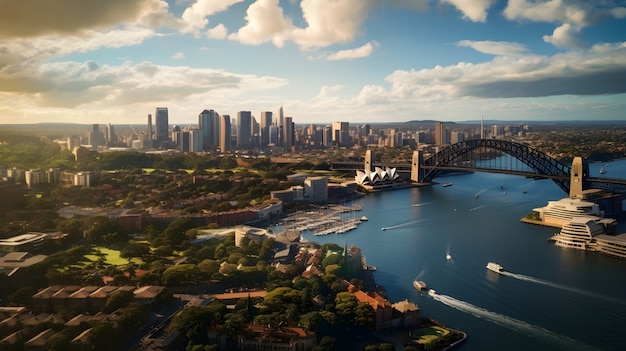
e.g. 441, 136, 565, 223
412, 326, 449, 345
84, 246, 143, 266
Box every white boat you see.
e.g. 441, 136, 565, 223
442, 183, 453, 187
531, 197, 602, 227
413, 280, 428, 291
599, 167, 606, 174
446, 253, 452, 260
486, 262, 503, 273
428, 289, 436, 296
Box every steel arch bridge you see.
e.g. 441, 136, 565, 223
421, 139, 573, 193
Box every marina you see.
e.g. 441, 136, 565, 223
280, 204, 367, 236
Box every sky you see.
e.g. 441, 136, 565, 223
0, 0, 625, 126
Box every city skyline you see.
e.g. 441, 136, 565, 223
0, 1, 625, 125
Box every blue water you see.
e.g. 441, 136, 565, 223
300, 159, 626, 351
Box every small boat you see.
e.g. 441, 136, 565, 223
486, 262, 503, 273
446, 253, 452, 260
381, 227, 388, 231
599, 167, 606, 174
428, 289, 436, 296
413, 280, 428, 291
442, 183, 453, 187
360, 216, 368, 221
474, 193, 479, 199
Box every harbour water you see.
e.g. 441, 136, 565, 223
299, 159, 626, 351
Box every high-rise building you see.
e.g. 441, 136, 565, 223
106, 123, 116, 144
237, 111, 252, 150
189, 129, 203, 153
435, 122, 449, 146
220, 115, 231, 153
283, 117, 294, 148
88, 124, 103, 149
277, 105, 284, 146
332, 121, 349, 147
260, 111, 273, 147
199, 109, 220, 151
155, 107, 169, 145
147, 114, 153, 140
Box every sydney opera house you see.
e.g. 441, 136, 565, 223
355, 166, 403, 190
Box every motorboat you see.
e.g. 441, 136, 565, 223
486, 262, 503, 273
413, 280, 428, 291
442, 183, 453, 187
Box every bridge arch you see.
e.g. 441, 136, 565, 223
421, 139, 575, 193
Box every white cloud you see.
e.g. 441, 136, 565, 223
504, 0, 590, 26
440, 0, 496, 23
315, 41, 377, 61
361, 42, 626, 104
457, 40, 528, 56
206, 23, 228, 39
171, 52, 185, 59
543, 23, 585, 50
228, 0, 294, 47
181, 0, 244, 36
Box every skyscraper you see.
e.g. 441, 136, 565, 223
283, 116, 294, 149
220, 115, 231, 153
237, 111, 252, 150
199, 109, 220, 151
155, 107, 169, 145
435, 121, 448, 146
147, 114, 153, 140
260, 111, 273, 147
332, 121, 349, 147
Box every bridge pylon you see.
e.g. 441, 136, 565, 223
569, 156, 590, 198
365, 150, 372, 172
411, 150, 423, 183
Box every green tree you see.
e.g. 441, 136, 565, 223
162, 264, 200, 286
162, 218, 195, 248
102, 290, 134, 313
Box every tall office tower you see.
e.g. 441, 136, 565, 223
88, 124, 103, 149
199, 109, 220, 151
260, 111, 273, 147
106, 123, 117, 144
171, 125, 181, 146
181, 131, 190, 152
277, 104, 284, 146
322, 126, 332, 147
155, 107, 169, 145
451, 131, 464, 144
67, 135, 80, 152
237, 111, 252, 150
332, 121, 349, 147
189, 129, 203, 153
268, 125, 279, 145
147, 114, 153, 140
220, 115, 231, 153
283, 117, 294, 148
491, 124, 500, 138
435, 121, 449, 146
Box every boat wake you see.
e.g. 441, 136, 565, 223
412, 202, 432, 207
469, 204, 485, 212
381, 219, 421, 231
499, 271, 626, 306
428, 291, 599, 351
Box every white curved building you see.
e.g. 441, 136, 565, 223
355, 167, 401, 188
550, 216, 606, 250
532, 197, 601, 228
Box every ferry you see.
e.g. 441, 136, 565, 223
486, 262, 503, 273
413, 280, 428, 291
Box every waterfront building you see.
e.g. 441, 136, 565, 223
595, 234, 626, 259
355, 167, 402, 189
531, 197, 601, 228
304, 176, 328, 203
549, 216, 613, 250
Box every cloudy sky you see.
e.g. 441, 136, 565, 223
1, 0, 625, 125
